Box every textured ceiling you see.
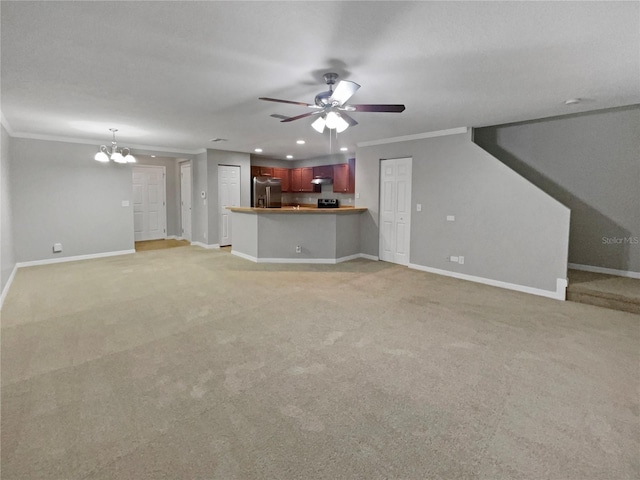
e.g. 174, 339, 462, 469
1, 1, 638, 160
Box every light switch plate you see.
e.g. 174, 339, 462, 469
450, 255, 459, 262
121, 200, 130, 207
458, 256, 465, 264
416, 204, 422, 212
447, 215, 455, 222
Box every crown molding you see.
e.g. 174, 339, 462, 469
357, 127, 469, 148
4, 130, 206, 155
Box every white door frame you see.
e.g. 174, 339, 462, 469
180, 162, 192, 242
379, 157, 412, 265
132, 165, 167, 242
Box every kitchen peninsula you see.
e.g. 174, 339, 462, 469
227, 206, 368, 263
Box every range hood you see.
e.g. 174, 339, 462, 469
311, 177, 333, 185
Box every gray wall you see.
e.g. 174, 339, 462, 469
10, 137, 135, 262
356, 130, 570, 293
135, 155, 182, 237
1, 124, 16, 295
251, 153, 349, 169
335, 214, 360, 259
191, 149, 251, 246
206, 150, 251, 246
474, 106, 640, 274
259, 214, 336, 259
192, 151, 208, 244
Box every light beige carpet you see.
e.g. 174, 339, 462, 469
2, 247, 638, 479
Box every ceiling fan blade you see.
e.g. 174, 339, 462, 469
270, 114, 290, 120
280, 110, 324, 123
350, 104, 406, 112
259, 97, 319, 108
340, 112, 358, 127
329, 80, 360, 106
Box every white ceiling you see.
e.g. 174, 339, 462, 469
2, 1, 638, 160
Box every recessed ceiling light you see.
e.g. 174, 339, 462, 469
254, 148, 263, 153
340, 147, 348, 152
296, 140, 305, 145
564, 98, 581, 105
151, 155, 156, 157
286, 155, 293, 159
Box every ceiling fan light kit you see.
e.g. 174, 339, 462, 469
94, 128, 136, 164
259, 72, 405, 134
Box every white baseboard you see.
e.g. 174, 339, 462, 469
568, 263, 640, 279
191, 242, 220, 249
230, 250, 257, 262
408, 263, 567, 301
257, 257, 341, 264
0, 263, 18, 310
359, 253, 379, 261
230, 252, 377, 264
16, 249, 136, 268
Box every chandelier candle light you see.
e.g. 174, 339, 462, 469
94, 128, 136, 163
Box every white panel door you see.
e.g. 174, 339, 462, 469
218, 165, 241, 246
180, 162, 192, 242
132, 166, 166, 242
379, 157, 412, 265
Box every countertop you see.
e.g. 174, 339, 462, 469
226, 206, 368, 214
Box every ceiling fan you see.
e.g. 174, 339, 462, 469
259, 72, 405, 133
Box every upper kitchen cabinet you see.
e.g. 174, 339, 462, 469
253, 166, 274, 177
291, 167, 317, 192
333, 159, 355, 193
313, 165, 333, 179
273, 167, 291, 192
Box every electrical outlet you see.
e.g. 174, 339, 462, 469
53, 243, 62, 253
296, 245, 301, 253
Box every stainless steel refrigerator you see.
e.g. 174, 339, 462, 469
252, 176, 282, 208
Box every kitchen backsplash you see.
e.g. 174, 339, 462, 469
283, 184, 354, 205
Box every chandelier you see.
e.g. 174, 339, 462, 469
94, 128, 136, 163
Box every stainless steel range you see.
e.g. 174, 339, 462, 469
317, 198, 339, 209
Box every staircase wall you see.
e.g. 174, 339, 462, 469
474, 105, 639, 277
356, 128, 570, 299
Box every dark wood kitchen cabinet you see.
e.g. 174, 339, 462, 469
332, 164, 349, 192
272, 167, 290, 192
333, 159, 355, 193
251, 166, 273, 177
291, 167, 315, 192
313, 165, 333, 179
